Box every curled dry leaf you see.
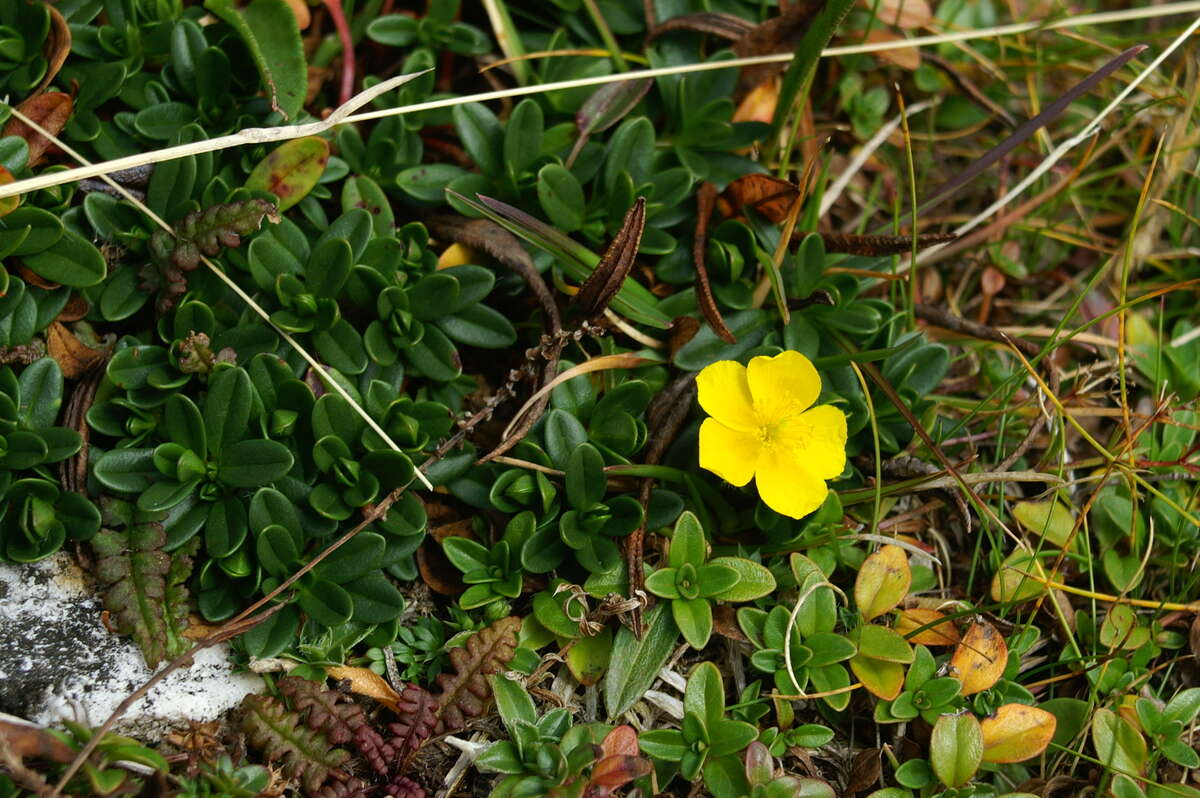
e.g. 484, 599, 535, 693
950, 620, 1009, 695
326, 665, 402, 710
3, 91, 73, 168
980, 703, 1057, 763
721, 172, 799, 223
575, 197, 645, 319
895, 607, 961, 646
46, 321, 110, 378
855, 544, 912, 622
38, 4, 72, 95
693, 182, 735, 344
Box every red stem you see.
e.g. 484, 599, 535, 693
322, 0, 355, 106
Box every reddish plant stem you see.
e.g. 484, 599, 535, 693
322, 0, 356, 106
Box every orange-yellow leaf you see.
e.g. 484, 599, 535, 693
326, 665, 401, 710
0, 166, 18, 217
950, 621, 1008, 696
895, 607, 961, 646
981, 703, 1056, 762
732, 76, 779, 125
855, 544, 912, 622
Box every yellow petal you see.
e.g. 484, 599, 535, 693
699, 419, 760, 487
776, 404, 848, 480
754, 448, 828, 519
747, 350, 820, 424
696, 359, 757, 431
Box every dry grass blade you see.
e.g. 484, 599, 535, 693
576, 197, 646, 318
501, 354, 661, 442
918, 44, 1147, 217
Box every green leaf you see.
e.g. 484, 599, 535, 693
256, 523, 299, 576
853, 624, 914, 664
439, 303, 517, 349
444, 537, 491, 574
504, 99, 544, 177
453, 103, 503, 177
669, 510, 707, 569
316, 532, 387, 583
604, 604, 679, 717
343, 572, 404, 623
767, 0, 856, 144
673, 596, 713, 650
638, 729, 687, 761
490, 673, 538, 734
930, 713, 983, 788
21, 229, 106, 288
218, 439, 294, 487
16, 357, 62, 429
205, 367, 254, 457
1165, 688, 1200, 726
673, 309, 772, 371
204, 0, 306, 119
537, 163, 585, 231
245, 136, 330, 211
314, 319, 369, 375
298, 580, 354, 627
566, 443, 606, 509
1092, 707, 1147, 775
685, 661, 726, 734
708, 556, 776, 601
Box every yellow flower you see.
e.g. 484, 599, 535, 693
697, 350, 847, 519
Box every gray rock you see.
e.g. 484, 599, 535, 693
0, 553, 263, 740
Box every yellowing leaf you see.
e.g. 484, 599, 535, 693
849, 653, 905, 700
950, 621, 1008, 696
981, 703, 1056, 763
895, 607, 961, 646
854, 544, 911, 621
0, 166, 18, 217
326, 665, 401, 710
245, 136, 330, 211
732, 76, 779, 124
1012, 500, 1075, 548
990, 550, 1049, 604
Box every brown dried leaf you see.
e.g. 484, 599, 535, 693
3, 92, 73, 168
693, 182, 735, 344
0, 718, 77, 763
732, 4, 823, 89
55, 294, 90, 322
38, 4, 72, 95
46, 321, 109, 379
721, 173, 799, 224
859, 0, 931, 28
417, 539, 464, 597
859, 29, 920, 70
895, 607, 961, 646
648, 12, 751, 42
668, 316, 700, 358
732, 76, 780, 124
576, 197, 645, 318
820, 232, 956, 256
